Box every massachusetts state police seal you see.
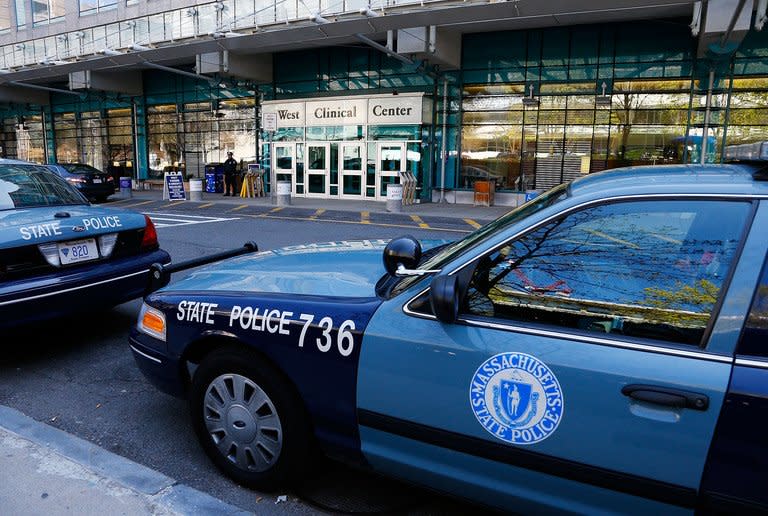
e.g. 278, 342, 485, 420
470, 352, 564, 445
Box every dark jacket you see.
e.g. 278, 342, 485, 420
223, 157, 238, 175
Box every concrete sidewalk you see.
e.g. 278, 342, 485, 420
114, 184, 514, 223
0, 405, 251, 516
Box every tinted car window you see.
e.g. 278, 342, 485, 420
62, 164, 101, 175
0, 164, 87, 210
463, 200, 750, 346
391, 183, 569, 296
738, 255, 768, 358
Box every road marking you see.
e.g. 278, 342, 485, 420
410, 214, 430, 228
361, 211, 370, 224
270, 207, 283, 213
123, 200, 155, 207
309, 208, 326, 220
230, 204, 249, 211
167, 200, 187, 207
143, 212, 240, 228
464, 218, 482, 229
242, 213, 470, 233
197, 202, 214, 209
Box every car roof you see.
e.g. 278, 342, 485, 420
570, 163, 768, 199
0, 158, 47, 166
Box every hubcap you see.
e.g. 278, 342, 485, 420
203, 373, 283, 472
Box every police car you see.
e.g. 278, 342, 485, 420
1, 159, 170, 328
130, 142, 768, 514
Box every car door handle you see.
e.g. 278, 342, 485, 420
621, 384, 709, 411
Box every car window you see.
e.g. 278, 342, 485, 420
0, 164, 87, 210
391, 183, 569, 296
62, 164, 99, 175
737, 254, 768, 358
462, 199, 751, 347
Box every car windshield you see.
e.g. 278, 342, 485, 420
390, 183, 570, 296
0, 164, 88, 210
61, 164, 100, 175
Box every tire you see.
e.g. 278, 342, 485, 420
190, 347, 311, 491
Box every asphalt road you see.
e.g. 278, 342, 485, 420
0, 204, 499, 515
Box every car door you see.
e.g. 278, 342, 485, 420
358, 196, 756, 514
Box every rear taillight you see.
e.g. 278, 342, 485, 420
140, 215, 159, 251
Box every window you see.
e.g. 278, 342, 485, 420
79, 0, 116, 16
462, 200, 750, 346
738, 255, 768, 358
14, 0, 25, 28
32, 0, 65, 25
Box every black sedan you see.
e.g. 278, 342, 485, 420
46, 163, 115, 203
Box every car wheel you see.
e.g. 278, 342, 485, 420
190, 347, 310, 491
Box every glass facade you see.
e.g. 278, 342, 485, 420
147, 98, 256, 179
459, 24, 768, 192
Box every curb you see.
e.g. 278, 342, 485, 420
0, 405, 251, 516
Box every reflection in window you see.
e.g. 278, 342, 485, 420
80, 0, 116, 15
739, 256, 768, 358
463, 200, 749, 346
32, 0, 65, 25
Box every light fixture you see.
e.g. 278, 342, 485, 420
595, 81, 611, 106
100, 48, 122, 56
310, 13, 329, 24
210, 31, 246, 39
14, 43, 25, 51
186, 7, 198, 17
360, 7, 379, 17
130, 44, 151, 52
522, 84, 539, 106
214, 1, 226, 11
56, 34, 68, 42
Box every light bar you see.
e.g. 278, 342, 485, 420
724, 142, 768, 162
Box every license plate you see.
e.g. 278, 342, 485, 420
58, 238, 99, 265
92, 178, 102, 183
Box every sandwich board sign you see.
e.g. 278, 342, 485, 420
163, 171, 187, 200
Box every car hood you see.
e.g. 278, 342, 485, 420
0, 205, 146, 249
161, 239, 449, 298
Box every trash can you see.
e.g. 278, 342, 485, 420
386, 183, 403, 213
276, 180, 292, 206
119, 176, 132, 199
473, 180, 495, 206
189, 179, 203, 201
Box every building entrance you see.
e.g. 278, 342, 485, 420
377, 142, 406, 201
340, 143, 364, 198
306, 143, 329, 197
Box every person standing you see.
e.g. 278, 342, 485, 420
223, 151, 238, 196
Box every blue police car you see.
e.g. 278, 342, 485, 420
1, 159, 170, 328
130, 142, 768, 513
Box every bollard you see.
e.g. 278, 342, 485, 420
189, 179, 203, 201
276, 180, 292, 206
119, 177, 132, 199
386, 183, 403, 213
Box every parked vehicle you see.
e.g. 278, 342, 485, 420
1, 159, 170, 328
131, 142, 768, 514
47, 163, 115, 203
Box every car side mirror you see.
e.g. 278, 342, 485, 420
383, 235, 422, 276
430, 274, 460, 323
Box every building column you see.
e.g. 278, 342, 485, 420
133, 97, 149, 181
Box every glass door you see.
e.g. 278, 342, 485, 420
377, 142, 405, 200
306, 143, 329, 197
273, 143, 295, 194
340, 143, 364, 198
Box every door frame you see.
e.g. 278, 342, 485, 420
305, 142, 330, 198
272, 142, 296, 195
376, 142, 406, 201
340, 142, 365, 199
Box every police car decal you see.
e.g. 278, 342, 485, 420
176, 300, 357, 357
470, 352, 564, 445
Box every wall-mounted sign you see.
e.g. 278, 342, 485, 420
262, 112, 277, 132
261, 94, 424, 129
305, 98, 367, 126
261, 102, 305, 129
368, 96, 423, 125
